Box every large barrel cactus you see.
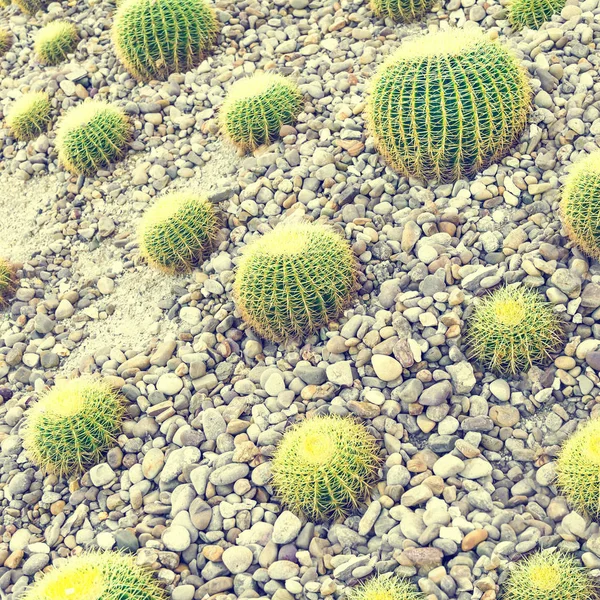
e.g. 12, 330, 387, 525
6, 92, 52, 140
370, 0, 433, 22
367, 30, 531, 182
508, 0, 566, 29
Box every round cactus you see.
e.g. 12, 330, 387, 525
367, 30, 531, 182
508, 0, 566, 29
13, 0, 46, 13
0, 28, 12, 56
220, 73, 303, 151
55, 101, 129, 175
348, 575, 425, 600
271, 416, 380, 521
112, 0, 219, 81
467, 286, 562, 375
6, 92, 52, 141
21, 552, 165, 600
0, 258, 15, 305
233, 222, 356, 342
139, 192, 219, 273
35, 21, 78, 65
370, 0, 433, 22
502, 551, 596, 600
23, 378, 124, 477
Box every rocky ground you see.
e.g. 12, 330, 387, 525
1, 0, 600, 599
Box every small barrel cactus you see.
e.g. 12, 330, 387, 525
0, 258, 15, 305
112, 0, 219, 81
467, 286, 562, 375
233, 222, 356, 342
370, 0, 433, 22
367, 30, 531, 182
35, 21, 78, 65
271, 416, 380, 521
220, 73, 303, 151
6, 92, 52, 141
560, 152, 600, 258
508, 0, 566, 29
55, 101, 129, 175
0, 28, 12, 56
21, 552, 165, 600
139, 192, 219, 273
348, 575, 425, 600
502, 551, 596, 600
13, 0, 46, 13
23, 378, 124, 476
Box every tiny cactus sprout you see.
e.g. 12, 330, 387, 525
112, 0, 219, 81
139, 192, 219, 273
6, 92, 52, 141
560, 152, 600, 258
220, 73, 303, 151
35, 21, 78, 65
0, 28, 13, 56
21, 552, 165, 600
370, 0, 433, 22
508, 0, 566, 29
348, 575, 425, 600
0, 258, 15, 305
233, 222, 356, 342
467, 286, 562, 375
271, 415, 380, 521
23, 378, 124, 477
502, 551, 597, 600
55, 101, 129, 175
13, 0, 46, 13
367, 29, 531, 182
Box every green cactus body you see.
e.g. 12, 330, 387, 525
370, 0, 433, 22
233, 222, 356, 342
220, 73, 303, 151
508, 0, 566, 29
560, 152, 600, 258
112, 0, 219, 81
139, 192, 218, 273
271, 416, 380, 521
6, 92, 52, 141
0, 258, 14, 305
348, 575, 425, 600
35, 21, 78, 65
23, 378, 124, 476
55, 101, 129, 175
13, 0, 46, 13
0, 28, 12, 56
367, 30, 531, 182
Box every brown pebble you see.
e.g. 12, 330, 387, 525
461, 529, 488, 551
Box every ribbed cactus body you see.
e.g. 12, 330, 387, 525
349, 575, 425, 600
112, 0, 219, 81
6, 92, 51, 140
370, 0, 433, 22
13, 0, 46, 13
220, 73, 303, 151
367, 30, 531, 182
508, 0, 566, 29
0, 28, 12, 56
35, 21, 78, 65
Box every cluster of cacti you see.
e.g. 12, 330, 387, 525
35, 21, 78, 65
370, 0, 433, 22
233, 222, 356, 342
220, 73, 303, 151
271, 415, 380, 521
139, 192, 219, 273
560, 152, 600, 258
508, 0, 566, 29
13, 0, 46, 13
348, 575, 425, 600
502, 551, 596, 600
6, 92, 52, 140
0, 259, 14, 306
23, 378, 124, 476
0, 28, 12, 56
21, 552, 165, 600
55, 101, 129, 174
112, 0, 219, 81
367, 30, 531, 182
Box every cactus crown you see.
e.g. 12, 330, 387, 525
271, 415, 380, 521
233, 222, 356, 342
35, 21, 79, 65
370, 0, 433, 22
367, 29, 531, 182
0, 28, 12, 56
6, 92, 52, 141
467, 286, 562, 375
348, 575, 425, 600
220, 73, 303, 151
508, 0, 566, 29
112, 0, 219, 81
139, 192, 219, 273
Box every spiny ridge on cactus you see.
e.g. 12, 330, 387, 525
271, 415, 380, 521
112, 0, 219, 81
508, 0, 566, 29
233, 222, 356, 342
370, 0, 433, 22
56, 101, 129, 174
23, 378, 124, 476
0, 28, 12, 56
502, 551, 597, 600
21, 552, 165, 600
0, 258, 15, 306
367, 30, 531, 182
6, 92, 51, 141
220, 73, 303, 151
35, 21, 78, 65
13, 0, 46, 13
348, 575, 425, 600
467, 286, 562, 375
139, 192, 218, 273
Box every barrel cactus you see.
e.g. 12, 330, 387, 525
0, 259, 15, 305
0, 28, 12, 56
55, 101, 129, 175
139, 192, 219, 273
367, 30, 531, 182
349, 575, 425, 600
220, 73, 303, 151
112, 0, 219, 81
6, 92, 52, 140
508, 0, 566, 29
233, 222, 356, 342
35, 21, 78, 65
13, 0, 46, 13
370, 0, 433, 22
23, 378, 124, 476
271, 416, 380, 521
